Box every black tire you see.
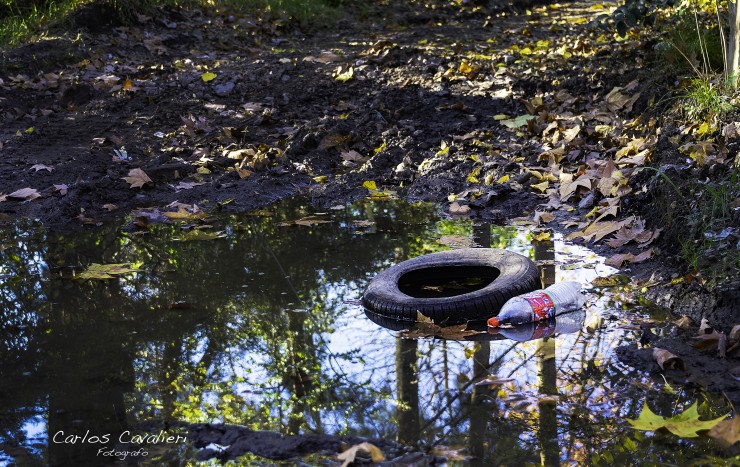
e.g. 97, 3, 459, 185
362, 248, 539, 324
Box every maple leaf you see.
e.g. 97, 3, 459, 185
337, 442, 384, 467
628, 402, 728, 438
122, 168, 152, 189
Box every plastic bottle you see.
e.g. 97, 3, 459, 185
488, 309, 585, 342
487, 281, 584, 327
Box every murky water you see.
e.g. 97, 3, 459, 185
0, 199, 732, 465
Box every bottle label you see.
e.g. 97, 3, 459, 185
522, 292, 555, 321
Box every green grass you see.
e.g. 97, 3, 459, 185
683, 76, 734, 120
0, 0, 84, 45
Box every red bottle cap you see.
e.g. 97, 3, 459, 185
487, 316, 500, 327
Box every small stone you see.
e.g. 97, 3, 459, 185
214, 82, 235, 96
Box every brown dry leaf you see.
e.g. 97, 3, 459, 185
653, 348, 686, 371
694, 332, 725, 350
604, 87, 640, 112
102, 203, 118, 211
319, 133, 352, 150
729, 325, 740, 344
568, 220, 625, 243
337, 442, 385, 467
122, 168, 152, 189
533, 211, 555, 225
675, 316, 693, 330
8, 188, 41, 201
708, 415, 740, 448
562, 124, 580, 144
340, 150, 367, 162
449, 201, 471, 215
604, 249, 652, 268
559, 172, 592, 201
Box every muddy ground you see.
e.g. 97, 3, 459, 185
1, 0, 739, 460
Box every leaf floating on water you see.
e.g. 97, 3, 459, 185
278, 216, 332, 227
178, 230, 226, 241
627, 401, 728, 438
590, 274, 630, 288
77, 263, 141, 280
162, 207, 207, 221
708, 414, 740, 448
652, 348, 686, 371
337, 442, 384, 467
438, 234, 477, 248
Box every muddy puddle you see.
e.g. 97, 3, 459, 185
0, 199, 733, 465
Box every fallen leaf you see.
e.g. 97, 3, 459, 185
449, 201, 470, 215
675, 316, 693, 329
708, 415, 740, 448
53, 184, 68, 195
178, 230, 226, 241
567, 219, 629, 243
694, 332, 725, 351
559, 172, 592, 201
102, 203, 118, 211
591, 274, 630, 287
628, 401, 727, 438
278, 216, 332, 227
337, 442, 384, 467
76, 263, 141, 280
362, 180, 377, 191
438, 235, 477, 248
8, 188, 40, 201
533, 211, 555, 225
122, 168, 152, 189
604, 249, 652, 268
173, 181, 206, 191
162, 207, 207, 221
500, 114, 536, 129
201, 72, 217, 82
652, 348, 686, 371
30, 164, 53, 172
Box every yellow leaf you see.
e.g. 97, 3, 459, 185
628, 402, 727, 438
497, 174, 510, 184
363, 180, 377, 191
313, 175, 328, 184
532, 231, 551, 241
197, 166, 211, 175
335, 66, 354, 82
201, 72, 217, 82
531, 180, 549, 192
